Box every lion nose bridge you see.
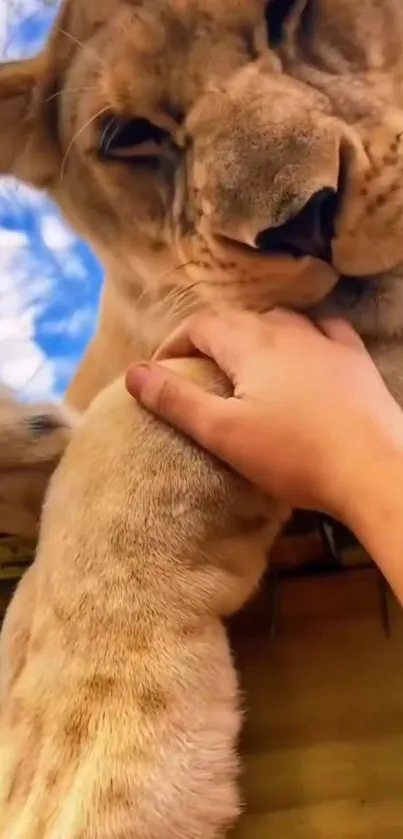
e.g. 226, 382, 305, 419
204, 124, 341, 258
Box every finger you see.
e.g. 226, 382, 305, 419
318, 317, 365, 348
261, 307, 318, 332
125, 361, 236, 454
152, 314, 208, 361
153, 309, 265, 379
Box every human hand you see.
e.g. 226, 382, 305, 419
125, 309, 403, 526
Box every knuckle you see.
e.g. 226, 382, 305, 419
153, 376, 179, 417
198, 409, 230, 453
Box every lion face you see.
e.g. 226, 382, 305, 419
2, 0, 403, 333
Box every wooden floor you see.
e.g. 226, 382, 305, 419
229, 568, 403, 838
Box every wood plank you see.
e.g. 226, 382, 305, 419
230, 569, 403, 838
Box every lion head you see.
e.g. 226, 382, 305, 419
1, 0, 403, 348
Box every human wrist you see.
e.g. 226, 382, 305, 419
333, 419, 403, 599
324, 388, 403, 522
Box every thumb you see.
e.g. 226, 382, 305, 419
125, 362, 233, 453
318, 317, 365, 349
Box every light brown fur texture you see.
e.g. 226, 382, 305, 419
0, 358, 286, 838
0, 389, 77, 540
0, 390, 78, 712
1, 0, 403, 536
2, 2, 403, 832
4, 0, 403, 414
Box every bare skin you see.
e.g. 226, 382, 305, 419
126, 309, 403, 606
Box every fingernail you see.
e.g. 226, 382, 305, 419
125, 363, 152, 398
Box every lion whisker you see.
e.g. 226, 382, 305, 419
59, 105, 110, 180
57, 28, 106, 70
45, 87, 99, 104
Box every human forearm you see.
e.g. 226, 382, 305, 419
343, 441, 403, 605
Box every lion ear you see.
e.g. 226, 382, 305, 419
0, 53, 60, 188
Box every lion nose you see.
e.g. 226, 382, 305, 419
255, 187, 337, 260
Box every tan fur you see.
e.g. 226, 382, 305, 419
2, 3, 403, 833
0, 358, 287, 838
0, 390, 78, 709
1, 1, 403, 410
0, 0, 401, 406
0, 0, 403, 529
0, 389, 78, 539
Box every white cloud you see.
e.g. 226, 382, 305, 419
0, 0, 58, 59
0, 3, 60, 401
0, 228, 56, 399
0, 1, 100, 403
0, 212, 94, 400
0, 345, 55, 399
0, 190, 97, 400
43, 308, 96, 338
40, 214, 77, 251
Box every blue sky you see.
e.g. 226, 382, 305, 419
0, 0, 102, 401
